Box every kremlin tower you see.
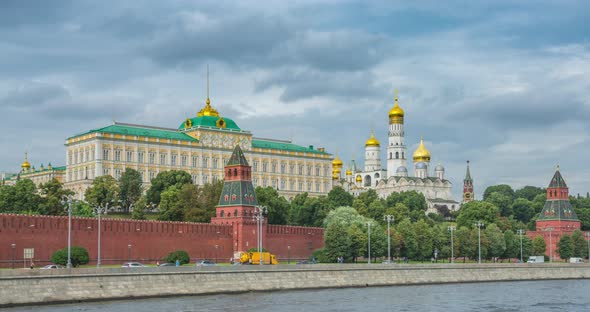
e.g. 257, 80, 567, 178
387, 91, 406, 177
463, 160, 474, 203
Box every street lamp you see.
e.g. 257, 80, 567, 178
585, 232, 590, 262
61, 196, 73, 269
448, 226, 456, 263
253, 206, 267, 266
128, 244, 132, 262
517, 229, 525, 263
215, 245, 219, 263
475, 221, 485, 264
11, 244, 15, 269
545, 226, 554, 262
93, 202, 109, 268
384, 215, 394, 263
367, 222, 372, 264
287, 245, 291, 264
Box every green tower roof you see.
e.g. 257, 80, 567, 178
226, 145, 249, 166
179, 115, 241, 131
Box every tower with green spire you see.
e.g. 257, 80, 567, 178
462, 160, 474, 203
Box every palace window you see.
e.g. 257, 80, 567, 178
262, 162, 267, 172
298, 182, 303, 191
149, 171, 155, 181
192, 156, 198, 168
140, 171, 145, 182
203, 157, 208, 168
149, 152, 155, 164
315, 182, 320, 192
307, 182, 312, 192
191, 174, 197, 184
315, 166, 320, 176
324, 167, 328, 177
263, 179, 267, 187
126, 151, 133, 162
138, 151, 144, 163
213, 176, 218, 183
115, 150, 121, 161
290, 164, 295, 174
272, 179, 277, 188
298, 165, 304, 175
271, 162, 276, 173
253, 161, 258, 172
213, 158, 218, 169
103, 168, 109, 176
171, 154, 177, 166
115, 169, 121, 179
203, 175, 209, 183
85, 150, 90, 163
307, 165, 312, 176
281, 163, 286, 174
280, 180, 285, 190
75, 151, 78, 164
253, 178, 258, 187
103, 150, 110, 161
181, 155, 187, 167
290, 180, 295, 190
160, 154, 166, 165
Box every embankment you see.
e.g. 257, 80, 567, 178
1, 263, 589, 307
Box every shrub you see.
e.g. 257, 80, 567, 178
51, 246, 90, 267
312, 248, 329, 263
164, 250, 190, 264
247, 247, 268, 252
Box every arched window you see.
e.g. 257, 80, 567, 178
234, 210, 238, 217
220, 211, 225, 217
395, 152, 399, 159
402, 152, 404, 159
227, 169, 232, 177
234, 168, 238, 176
390, 153, 392, 159
364, 175, 372, 187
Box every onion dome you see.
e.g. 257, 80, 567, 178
40, 164, 44, 171
197, 98, 220, 117
415, 162, 427, 169
396, 166, 408, 173
388, 95, 404, 124
345, 168, 352, 176
413, 137, 431, 162
435, 163, 445, 172
21, 153, 31, 170
47, 163, 52, 170
332, 155, 343, 169
365, 130, 380, 147
356, 175, 362, 182
332, 168, 341, 180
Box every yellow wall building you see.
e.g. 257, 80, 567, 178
4, 154, 65, 186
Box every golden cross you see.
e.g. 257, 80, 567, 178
394, 89, 399, 99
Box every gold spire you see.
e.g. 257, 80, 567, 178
197, 65, 220, 117
21, 152, 31, 170
413, 136, 431, 162
388, 89, 404, 124
365, 130, 381, 147
332, 154, 343, 168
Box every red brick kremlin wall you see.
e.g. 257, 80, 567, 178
0, 214, 324, 267
527, 220, 582, 261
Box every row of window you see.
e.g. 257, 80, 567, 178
252, 178, 328, 192
68, 149, 95, 165
252, 161, 329, 177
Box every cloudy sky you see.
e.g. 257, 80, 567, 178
1, 0, 589, 199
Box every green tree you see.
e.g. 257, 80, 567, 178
511, 198, 534, 224
158, 186, 184, 221
164, 250, 190, 265
72, 201, 94, 217
323, 207, 367, 262
413, 219, 433, 261
366, 200, 386, 221
485, 192, 513, 217
485, 224, 506, 260
503, 230, 520, 260
288, 192, 309, 225
184, 182, 222, 223
456, 201, 500, 229
456, 226, 475, 262
0, 179, 42, 214
531, 194, 547, 215
50, 246, 89, 267
396, 219, 417, 260
386, 191, 428, 222
327, 186, 354, 208
85, 175, 119, 209
483, 184, 515, 201
324, 221, 352, 262
575, 208, 590, 231
118, 168, 143, 213
571, 230, 588, 258
38, 178, 75, 215
515, 186, 545, 201
557, 234, 574, 261
255, 187, 290, 225
132, 196, 148, 220
531, 236, 547, 256
146, 170, 192, 205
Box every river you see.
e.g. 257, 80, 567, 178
5, 280, 589, 311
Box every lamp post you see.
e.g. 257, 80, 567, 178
448, 226, 456, 263
93, 202, 109, 268
128, 244, 132, 262
475, 221, 485, 264
253, 206, 267, 266
517, 229, 525, 263
585, 232, 590, 262
545, 226, 554, 262
215, 245, 219, 263
287, 245, 291, 265
384, 215, 394, 263
367, 222, 372, 264
11, 244, 15, 269
61, 196, 73, 269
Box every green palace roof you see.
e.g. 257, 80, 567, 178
179, 116, 241, 131
70, 123, 198, 142
252, 139, 328, 154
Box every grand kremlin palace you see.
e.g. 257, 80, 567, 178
58, 97, 333, 200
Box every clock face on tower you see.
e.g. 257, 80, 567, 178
464, 193, 471, 199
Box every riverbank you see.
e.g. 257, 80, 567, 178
1, 264, 589, 307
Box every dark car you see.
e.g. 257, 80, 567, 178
158, 263, 176, 267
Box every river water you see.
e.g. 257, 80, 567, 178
6, 280, 590, 312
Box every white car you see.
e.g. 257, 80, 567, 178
121, 262, 146, 268
40, 264, 65, 269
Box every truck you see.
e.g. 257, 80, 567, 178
238, 252, 278, 265
527, 256, 545, 263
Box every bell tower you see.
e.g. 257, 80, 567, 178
463, 160, 474, 203
211, 145, 263, 254
387, 90, 407, 178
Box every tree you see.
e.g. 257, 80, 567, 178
164, 250, 190, 265
575, 208, 590, 231
146, 170, 192, 205
324, 221, 352, 262
85, 175, 119, 209
557, 235, 574, 261
132, 196, 148, 220
571, 230, 588, 258
38, 178, 75, 215
186, 181, 224, 223
511, 198, 534, 224
456, 201, 500, 229
51, 246, 89, 267
396, 219, 417, 260
118, 168, 143, 213
157, 186, 184, 221
385, 191, 428, 222
0, 179, 42, 214
483, 184, 515, 201
72, 201, 94, 217
485, 192, 513, 217
323, 207, 367, 262
255, 187, 290, 225
503, 230, 519, 259
456, 226, 475, 262
327, 186, 354, 208
485, 224, 506, 260
515, 186, 545, 201
531, 194, 547, 215
413, 219, 433, 261
531, 236, 547, 256
288, 192, 309, 225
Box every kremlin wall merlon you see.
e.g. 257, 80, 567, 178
0, 214, 324, 267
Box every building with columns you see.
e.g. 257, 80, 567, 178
64, 96, 332, 200
336, 92, 459, 214
3, 153, 65, 187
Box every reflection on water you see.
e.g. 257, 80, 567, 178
6, 280, 590, 312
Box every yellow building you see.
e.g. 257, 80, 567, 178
64, 97, 333, 200
4, 153, 65, 186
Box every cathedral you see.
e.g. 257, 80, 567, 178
334, 92, 460, 214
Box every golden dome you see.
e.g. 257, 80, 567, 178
345, 169, 352, 176
388, 96, 404, 124
413, 137, 431, 162
356, 175, 362, 182
21, 153, 31, 169
365, 130, 380, 147
332, 168, 341, 180
197, 98, 220, 117
332, 155, 343, 168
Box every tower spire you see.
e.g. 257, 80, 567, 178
463, 160, 474, 203
206, 64, 210, 101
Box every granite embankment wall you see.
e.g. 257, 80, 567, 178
1, 264, 589, 307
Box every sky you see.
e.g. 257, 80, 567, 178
1, 0, 589, 199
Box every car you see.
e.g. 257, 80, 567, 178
40, 264, 65, 269
121, 262, 146, 268
296, 260, 316, 265
195, 260, 216, 266
158, 262, 176, 267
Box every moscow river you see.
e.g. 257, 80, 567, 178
5, 280, 590, 312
